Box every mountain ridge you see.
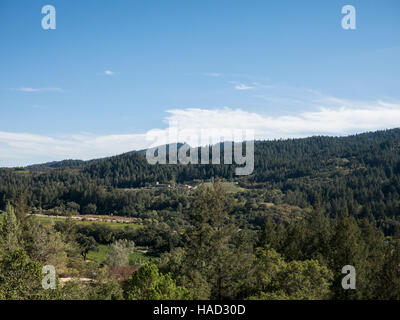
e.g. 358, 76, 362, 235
19, 128, 400, 172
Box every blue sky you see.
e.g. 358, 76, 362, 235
0, 0, 399, 166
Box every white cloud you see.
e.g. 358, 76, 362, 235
104, 70, 115, 76
235, 84, 254, 90
229, 81, 273, 91
0, 132, 148, 167
164, 100, 400, 140
1, 94, 400, 167
17, 87, 63, 93
229, 81, 254, 90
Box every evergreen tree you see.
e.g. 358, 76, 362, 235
328, 214, 367, 299
0, 203, 20, 252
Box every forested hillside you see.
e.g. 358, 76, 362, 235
1, 128, 400, 232
1, 129, 400, 300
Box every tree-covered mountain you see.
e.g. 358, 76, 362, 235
1, 128, 400, 232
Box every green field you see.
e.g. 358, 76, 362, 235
87, 244, 110, 263
87, 244, 152, 266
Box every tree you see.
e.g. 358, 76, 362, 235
76, 234, 97, 260
376, 238, 400, 299
0, 203, 20, 252
258, 217, 280, 250
88, 277, 123, 300
251, 248, 333, 300
254, 248, 286, 293
166, 182, 256, 300
22, 219, 69, 274
66, 202, 80, 214
357, 218, 386, 299
179, 183, 236, 299
83, 203, 97, 215
277, 260, 333, 300
122, 263, 191, 300
328, 214, 367, 299
0, 250, 48, 300
104, 239, 135, 268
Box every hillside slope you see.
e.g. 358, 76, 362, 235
1, 129, 400, 232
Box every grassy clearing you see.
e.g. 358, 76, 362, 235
87, 244, 152, 266
87, 244, 109, 263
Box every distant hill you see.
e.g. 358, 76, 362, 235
23, 143, 188, 171
10, 128, 400, 187
26, 159, 87, 171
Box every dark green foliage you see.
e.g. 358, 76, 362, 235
0, 250, 47, 300
76, 234, 98, 260
251, 248, 333, 300
122, 263, 191, 300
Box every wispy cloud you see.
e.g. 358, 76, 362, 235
104, 70, 115, 76
235, 84, 254, 90
229, 81, 254, 90
17, 87, 63, 93
229, 81, 274, 91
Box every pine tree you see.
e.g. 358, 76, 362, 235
328, 214, 367, 299
1, 203, 20, 252
179, 182, 246, 299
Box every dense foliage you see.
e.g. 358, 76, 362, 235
0, 129, 400, 300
